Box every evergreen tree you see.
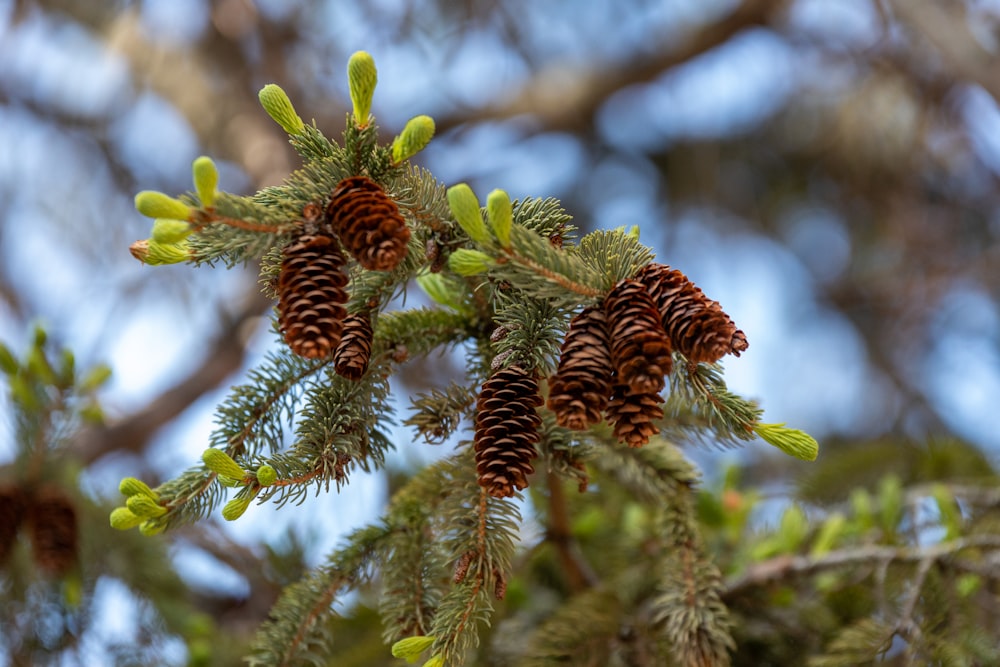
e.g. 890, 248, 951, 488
113, 51, 820, 666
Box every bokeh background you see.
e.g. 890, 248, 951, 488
2, 0, 1000, 664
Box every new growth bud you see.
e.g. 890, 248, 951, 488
119, 477, 156, 499
391, 636, 436, 663
109, 507, 144, 530
255, 465, 277, 487
486, 189, 513, 248
139, 519, 167, 536
151, 219, 191, 244
126, 494, 167, 518
134, 191, 192, 221
192, 156, 218, 207
222, 496, 252, 521
392, 115, 435, 163
448, 248, 493, 276
202, 448, 247, 480
258, 84, 306, 135
753, 422, 819, 461
347, 51, 378, 127
447, 184, 491, 245
129, 239, 191, 266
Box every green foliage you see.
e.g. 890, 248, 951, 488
122, 51, 1000, 667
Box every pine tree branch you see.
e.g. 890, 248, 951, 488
545, 470, 600, 592
724, 535, 1000, 598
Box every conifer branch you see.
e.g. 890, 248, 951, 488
664, 360, 762, 447
113, 51, 823, 666
723, 534, 1000, 598
247, 523, 390, 667
545, 470, 599, 591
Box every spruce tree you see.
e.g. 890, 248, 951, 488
113, 50, 820, 667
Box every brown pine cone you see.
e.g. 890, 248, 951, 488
605, 279, 673, 393
605, 382, 663, 448
277, 233, 350, 359
0, 484, 27, 565
547, 306, 614, 430
474, 366, 543, 498
326, 176, 411, 272
333, 313, 374, 380
635, 263, 747, 365
26, 487, 78, 576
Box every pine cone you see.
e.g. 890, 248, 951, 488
605, 382, 663, 448
277, 233, 349, 359
27, 487, 78, 576
333, 313, 374, 380
547, 306, 614, 430
474, 366, 543, 498
327, 176, 411, 272
635, 263, 747, 365
605, 279, 673, 393
0, 484, 27, 565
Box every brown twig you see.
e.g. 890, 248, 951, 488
545, 470, 600, 592
724, 534, 1000, 599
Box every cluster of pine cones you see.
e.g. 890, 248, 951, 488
0, 484, 79, 576
277, 176, 409, 378
474, 264, 746, 498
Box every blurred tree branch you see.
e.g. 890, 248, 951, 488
75, 285, 272, 466
436, 0, 790, 134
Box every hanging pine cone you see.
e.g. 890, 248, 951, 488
605, 382, 664, 448
474, 366, 543, 498
635, 263, 747, 365
547, 306, 614, 430
0, 484, 27, 565
277, 233, 350, 359
333, 312, 374, 380
26, 487, 78, 576
605, 279, 673, 393
326, 176, 411, 272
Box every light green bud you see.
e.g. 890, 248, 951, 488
151, 218, 191, 243
217, 476, 244, 488
192, 156, 218, 207
258, 84, 305, 135
0, 343, 17, 375
134, 190, 192, 220
392, 115, 435, 163
391, 636, 436, 663
416, 271, 466, 312
347, 51, 378, 126
119, 477, 156, 499
422, 655, 444, 667
486, 189, 513, 248
753, 422, 818, 461
202, 448, 247, 480
129, 239, 191, 266
447, 184, 491, 244
256, 464, 277, 487
221, 496, 252, 521
109, 507, 144, 530
448, 248, 493, 276
810, 512, 846, 557
139, 518, 167, 536
80, 363, 112, 392
27, 347, 56, 385
126, 494, 167, 518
